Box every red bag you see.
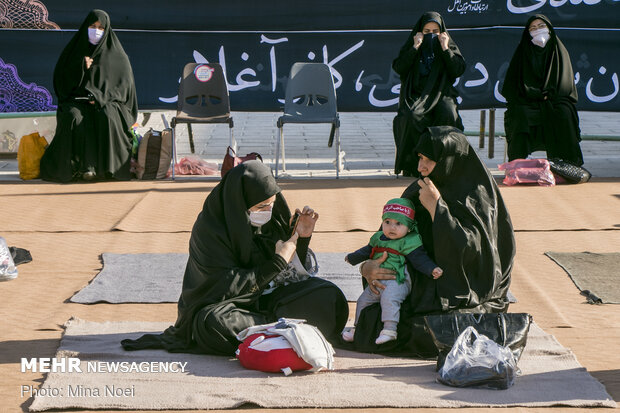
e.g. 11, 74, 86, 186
221, 146, 262, 177
236, 333, 312, 375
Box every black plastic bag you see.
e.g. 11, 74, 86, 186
437, 326, 519, 389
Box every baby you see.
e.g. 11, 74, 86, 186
343, 198, 442, 344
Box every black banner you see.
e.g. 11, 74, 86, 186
2, 27, 618, 112
4, 0, 619, 30
1, 0, 619, 112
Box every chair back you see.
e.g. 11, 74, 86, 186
176, 62, 230, 119
283, 63, 337, 119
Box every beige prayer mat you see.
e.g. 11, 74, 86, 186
29, 318, 615, 411
500, 181, 620, 231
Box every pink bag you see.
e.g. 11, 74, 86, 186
498, 159, 555, 187
169, 155, 218, 176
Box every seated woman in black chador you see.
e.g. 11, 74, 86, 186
392, 11, 466, 177
349, 126, 515, 356
122, 161, 348, 355
502, 14, 584, 166
40, 9, 137, 182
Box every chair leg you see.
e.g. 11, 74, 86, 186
479, 110, 486, 149
488, 108, 495, 159
280, 126, 286, 173
171, 126, 177, 180
229, 127, 236, 152
275, 127, 281, 178
188, 123, 195, 154
335, 127, 341, 179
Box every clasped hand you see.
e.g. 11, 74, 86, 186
292, 205, 319, 238
275, 232, 299, 263
360, 252, 396, 295
418, 177, 440, 220
413, 32, 424, 49
275, 206, 319, 263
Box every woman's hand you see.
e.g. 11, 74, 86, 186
361, 252, 396, 295
85, 56, 93, 70
276, 232, 299, 263
438, 32, 450, 51
418, 177, 441, 221
293, 206, 319, 237
413, 32, 424, 49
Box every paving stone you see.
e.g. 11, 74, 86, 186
1, 110, 619, 180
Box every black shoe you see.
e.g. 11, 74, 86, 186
548, 159, 591, 184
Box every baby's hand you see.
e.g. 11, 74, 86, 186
432, 267, 443, 279
344, 256, 349, 263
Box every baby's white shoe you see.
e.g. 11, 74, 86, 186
342, 328, 355, 342
375, 329, 397, 344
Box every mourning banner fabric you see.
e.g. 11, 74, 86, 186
1, 1, 619, 112
6, 0, 620, 30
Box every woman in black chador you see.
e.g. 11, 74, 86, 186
40, 9, 137, 182
351, 127, 515, 356
122, 161, 348, 356
502, 14, 584, 166
392, 11, 466, 176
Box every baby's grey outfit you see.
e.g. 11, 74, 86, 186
355, 269, 412, 324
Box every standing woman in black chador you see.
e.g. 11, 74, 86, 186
122, 161, 348, 356
502, 14, 584, 166
40, 9, 137, 182
392, 11, 466, 177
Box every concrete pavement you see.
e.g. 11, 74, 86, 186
1, 109, 619, 180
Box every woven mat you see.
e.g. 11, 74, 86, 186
69, 252, 517, 304
29, 318, 616, 411
70, 252, 363, 303
545, 251, 620, 304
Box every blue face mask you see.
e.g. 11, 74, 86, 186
88, 27, 104, 45
248, 209, 272, 227
530, 28, 550, 48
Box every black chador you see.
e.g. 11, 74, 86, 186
40, 9, 137, 182
347, 127, 515, 356
392, 11, 466, 176
502, 14, 583, 166
122, 161, 348, 356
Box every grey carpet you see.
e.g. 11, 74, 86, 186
70, 252, 517, 304
70, 252, 363, 303
545, 251, 620, 304
29, 318, 616, 411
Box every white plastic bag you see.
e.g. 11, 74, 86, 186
0, 237, 18, 281
438, 326, 519, 389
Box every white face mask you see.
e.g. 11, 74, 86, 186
88, 27, 104, 45
530, 28, 550, 48
249, 210, 272, 227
